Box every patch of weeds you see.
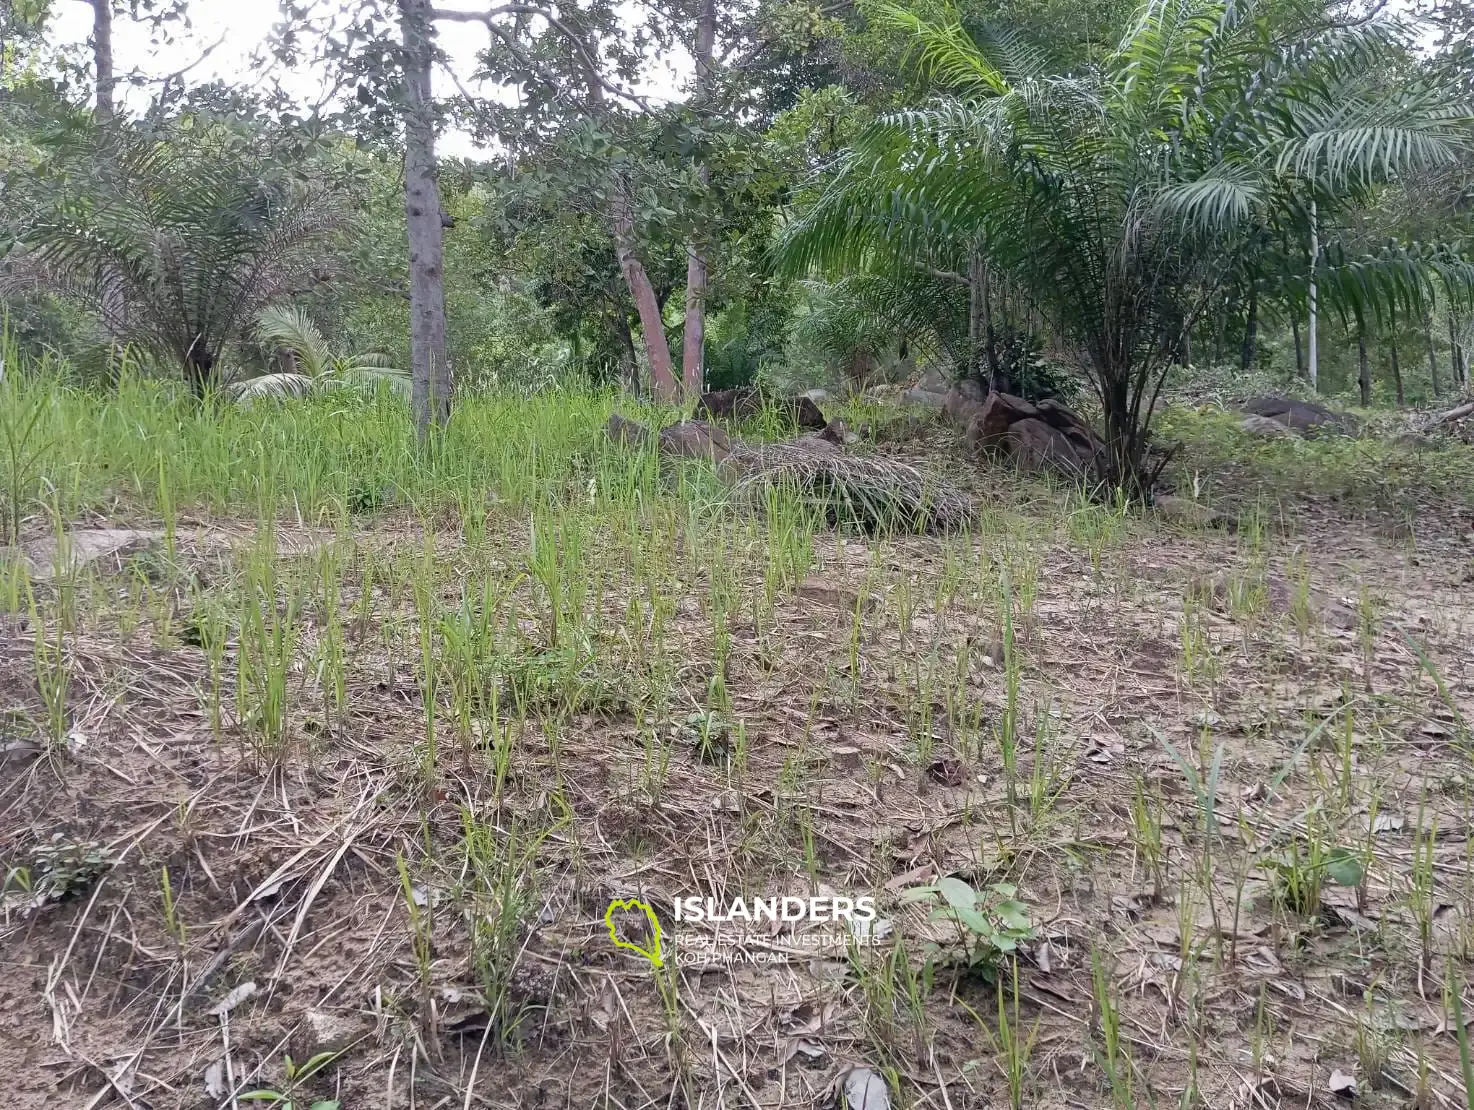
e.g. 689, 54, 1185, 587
19, 834, 114, 906
241, 1051, 342, 1109
502, 641, 631, 717
1265, 830, 1363, 918
457, 808, 565, 1049
902, 876, 1034, 978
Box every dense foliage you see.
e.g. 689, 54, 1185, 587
3, 0, 1474, 481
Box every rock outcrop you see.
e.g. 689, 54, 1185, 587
961, 391, 1103, 478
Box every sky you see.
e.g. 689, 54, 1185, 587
45, 0, 689, 158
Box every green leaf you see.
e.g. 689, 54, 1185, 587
935, 875, 979, 913
1326, 847, 1365, 888
995, 900, 1032, 932
953, 904, 994, 938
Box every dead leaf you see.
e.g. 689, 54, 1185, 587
841, 1066, 891, 1110
926, 758, 964, 786
885, 864, 937, 891
208, 981, 257, 1017
203, 1060, 226, 1098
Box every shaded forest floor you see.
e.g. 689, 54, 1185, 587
2, 389, 1473, 1110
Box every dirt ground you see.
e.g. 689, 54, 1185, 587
3, 443, 1473, 1110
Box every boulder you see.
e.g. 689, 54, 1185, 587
958, 391, 1103, 479
970, 391, 1040, 448
1001, 418, 1096, 476
1239, 414, 1296, 438
1240, 396, 1352, 434
658, 420, 733, 462
693, 387, 826, 429
604, 413, 652, 449
900, 388, 947, 409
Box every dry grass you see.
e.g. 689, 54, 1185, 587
1, 399, 1472, 1110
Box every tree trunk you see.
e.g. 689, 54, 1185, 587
679, 0, 716, 398
968, 250, 986, 386
614, 312, 640, 395
1427, 309, 1440, 398
1357, 320, 1371, 406
1449, 308, 1464, 390
1308, 199, 1319, 391
1389, 305, 1403, 406
183, 343, 217, 397
612, 182, 678, 401
92, 0, 115, 123
1240, 284, 1258, 372
398, 0, 452, 437
1292, 315, 1303, 378
982, 261, 1001, 391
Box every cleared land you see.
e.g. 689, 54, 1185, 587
2, 386, 1473, 1110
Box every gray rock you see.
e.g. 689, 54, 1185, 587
7, 528, 164, 581
1239, 414, 1296, 438
899, 388, 947, 409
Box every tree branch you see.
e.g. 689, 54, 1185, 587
430, 3, 651, 110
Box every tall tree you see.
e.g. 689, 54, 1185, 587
89, 0, 115, 122
433, 1, 681, 400
398, 0, 452, 433
681, 0, 717, 396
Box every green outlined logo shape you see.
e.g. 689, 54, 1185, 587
605, 898, 664, 967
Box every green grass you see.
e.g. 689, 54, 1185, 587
1158, 405, 1474, 518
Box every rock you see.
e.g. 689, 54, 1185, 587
944, 385, 988, 428
693, 386, 764, 422
604, 413, 652, 449
957, 390, 1102, 479
1001, 417, 1095, 476
302, 1007, 367, 1055
1155, 494, 1234, 530
7, 528, 164, 581
1240, 396, 1352, 434
1239, 414, 1297, 438
801, 388, 829, 405
900, 388, 947, 409
970, 391, 1040, 448
816, 418, 851, 446
658, 420, 733, 462
791, 395, 828, 429
693, 387, 826, 429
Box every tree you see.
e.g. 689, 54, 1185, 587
24, 118, 346, 393
398, 0, 453, 433
781, 0, 1474, 491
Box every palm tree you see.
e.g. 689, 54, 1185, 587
25, 121, 344, 395
779, 0, 1474, 491
231, 306, 408, 400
